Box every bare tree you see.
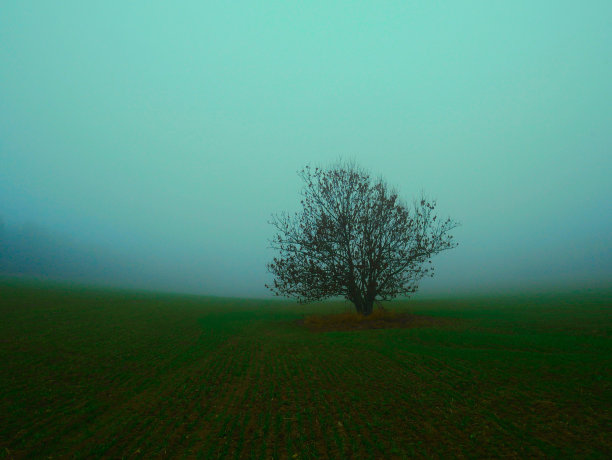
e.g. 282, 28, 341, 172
266, 162, 459, 315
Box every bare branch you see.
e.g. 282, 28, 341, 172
266, 161, 459, 315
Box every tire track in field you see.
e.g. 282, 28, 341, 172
235, 340, 279, 459
261, 342, 293, 459
182, 336, 264, 457
368, 345, 555, 456
9, 319, 208, 456
399, 349, 560, 456
162, 338, 250, 457
313, 352, 358, 457
118, 335, 246, 457
196, 340, 261, 458
67, 334, 237, 457
203, 336, 330, 459
2, 359, 168, 456
275, 343, 332, 459
269, 340, 320, 457
263, 341, 387, 459
357, 347, 507, 456
294, 348, 343, 459
332, 349, 424, 456
296, 339, 407, 457
186, 331, 341, 458
288, 340, 468, 457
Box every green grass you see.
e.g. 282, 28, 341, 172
1, 278, 610, 458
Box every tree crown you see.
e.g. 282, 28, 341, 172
266, 162, 458, 314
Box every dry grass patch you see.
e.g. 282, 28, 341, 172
298, 308, 456, 332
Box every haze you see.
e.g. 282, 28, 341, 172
1, 1, 610, 297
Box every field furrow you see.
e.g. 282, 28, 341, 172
1, 282, 610, 458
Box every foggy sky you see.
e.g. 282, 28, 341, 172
1, 1, 611, 297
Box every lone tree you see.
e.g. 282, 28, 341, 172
266, 162, 459, 315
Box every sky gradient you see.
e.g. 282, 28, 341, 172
1, 1, 611, 297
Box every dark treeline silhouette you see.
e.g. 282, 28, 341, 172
0, 217, 146, 286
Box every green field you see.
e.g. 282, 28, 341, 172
1, 279, 610, 458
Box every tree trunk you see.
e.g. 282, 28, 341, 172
347, 277, 366, 315
348, 278, 376, 315
362, 299, 374, 316
350, 293, 374, 316
361, 283, 377, 316
351, 295, 364, 315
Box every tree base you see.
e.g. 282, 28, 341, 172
298, 310, 457, 332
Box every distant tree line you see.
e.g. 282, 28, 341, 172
0, 217, 133, 283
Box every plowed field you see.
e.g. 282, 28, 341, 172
1, 280, 610, 458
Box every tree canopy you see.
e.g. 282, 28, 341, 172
267, 162, 458, 315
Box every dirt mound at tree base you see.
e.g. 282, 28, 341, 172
297, 309, 457, 332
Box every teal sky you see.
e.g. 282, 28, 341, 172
1, 1, 610, 296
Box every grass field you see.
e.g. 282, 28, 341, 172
1, 279, 610, 458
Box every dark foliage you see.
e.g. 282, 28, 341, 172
266, 162, 459, 315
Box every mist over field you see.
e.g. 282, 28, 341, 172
1, 1, 611, 297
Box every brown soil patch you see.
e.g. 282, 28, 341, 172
297, 309, 457, 332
